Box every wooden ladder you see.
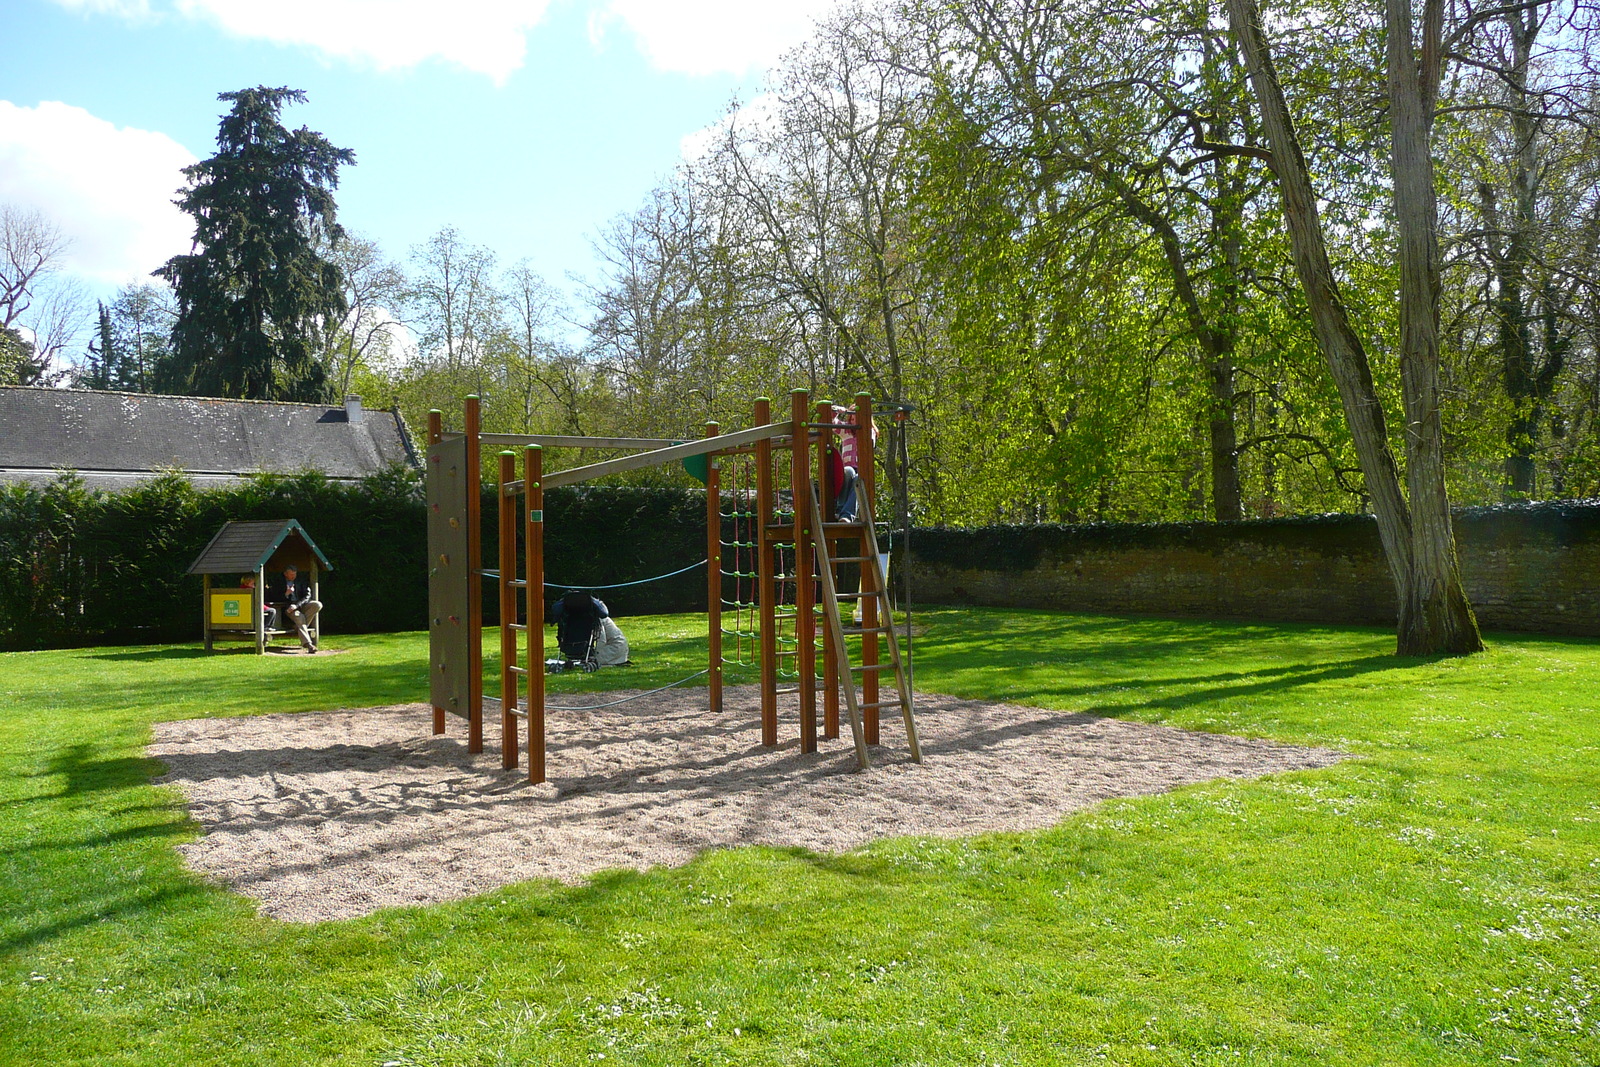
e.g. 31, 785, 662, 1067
806, 480, 923, 769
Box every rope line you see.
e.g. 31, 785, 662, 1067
482, 559, 707, 590
544, 669, 710, 711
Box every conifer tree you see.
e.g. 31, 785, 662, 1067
157, 87, 354, 401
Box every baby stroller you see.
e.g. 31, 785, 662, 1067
548, 590, 604, 673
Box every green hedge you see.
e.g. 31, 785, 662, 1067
0, 472, 713, 651
906, 501, 1600, 572
0, 469, 430, 650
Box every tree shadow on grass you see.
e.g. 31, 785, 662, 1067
954, 652, 1439, 722
0, 883, 213, 957
43, 743, 167, 799
84, 647, 226, 661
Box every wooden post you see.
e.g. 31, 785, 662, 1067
203, 573, 213, 652
856, 392, 880, 746
465, 395, 484, 754
755, 397, 777, 747
255, 565, 267, 655
526, 445, 546, 784
705, 420, 723, 715
499, 450, 519, 770
310, 562, 321, 650
816, 399, 840, 740
791, 389, 817, 753
429, 409, 446, 736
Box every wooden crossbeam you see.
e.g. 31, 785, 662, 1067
541, 422, 790, 489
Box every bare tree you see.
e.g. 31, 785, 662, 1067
501, 260, 575, 433
0, 206, 84, 385
408, 226, 501, 391
324, 233, 406, 396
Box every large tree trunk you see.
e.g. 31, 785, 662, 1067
1227, 0, 1482, 654
1491, 1, 1561, 499
1385, 0, 1484, 654
1208, 354, 1244, 520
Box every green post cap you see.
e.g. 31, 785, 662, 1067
524, 443, 542, 450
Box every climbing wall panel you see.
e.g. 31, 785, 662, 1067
427, 435, 472, 718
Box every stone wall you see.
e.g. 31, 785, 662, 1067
906, 502, 1600, 637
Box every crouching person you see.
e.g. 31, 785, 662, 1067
595, 616, 630, 667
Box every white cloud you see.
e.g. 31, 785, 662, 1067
679, 91, 781, 161
0, 101, 196, 289
50, 0, 153, 15
52, 0, 839, 84
592, 0, 840, 77
175, 0, 551, 84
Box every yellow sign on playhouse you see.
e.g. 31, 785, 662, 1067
209, 591, 253, 627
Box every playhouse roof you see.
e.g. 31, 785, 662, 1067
186, 519, 333, 575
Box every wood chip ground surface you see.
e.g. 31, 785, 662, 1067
148, 686, 1345, 922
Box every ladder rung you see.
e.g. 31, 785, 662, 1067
832, 556, 868, 563
820, 521, 866, 530
508, 665, 528, 675
840, 625, 891, 636
850, 662, 894, 673
859, 700, 903, 711
507, 579, 529, 588
775, 686, 800, 695
508, 623, 527, 632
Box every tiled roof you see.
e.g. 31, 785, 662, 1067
187, 519, 333, 575
0, 387, 418, 489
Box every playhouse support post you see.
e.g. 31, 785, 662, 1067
465, 396, 484, 754
705, 421, 722, 715
857, 392, 880, 745
816, 398, 840, 740
755, 397, 777, 747
791, 389, 817, 753
526, 444, 546, 784
499, 450, 519, 770
255, 565, 267, 655
429, 408, 447, 736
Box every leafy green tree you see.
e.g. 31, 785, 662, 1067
0, 324, 32, 386
75, 302, 132, 390
156, 86, 354, 401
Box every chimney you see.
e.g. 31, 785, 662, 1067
344, 395, 364, 425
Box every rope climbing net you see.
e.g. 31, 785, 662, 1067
717, 452, 822, 683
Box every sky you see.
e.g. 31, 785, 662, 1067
0, 0, 839, 329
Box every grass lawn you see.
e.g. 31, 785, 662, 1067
1, 609, 1597, 1065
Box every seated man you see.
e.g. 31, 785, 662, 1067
265, 564, 321, 652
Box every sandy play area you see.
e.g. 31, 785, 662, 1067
149, 686, 1346, 922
